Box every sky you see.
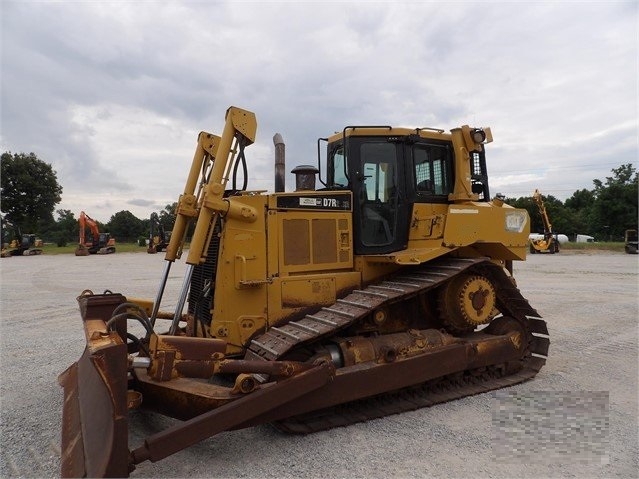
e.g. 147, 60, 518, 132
1, 0, 637, 223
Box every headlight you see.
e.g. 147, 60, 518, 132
471, 128, 486, 143
505, 211, 527, 233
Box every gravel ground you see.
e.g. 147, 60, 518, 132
1, 250, 637, 478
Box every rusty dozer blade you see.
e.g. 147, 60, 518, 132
58, 343, 130, 478
58, 293, 130, 478
58, 291, 335, 478
59, 339, 333, 477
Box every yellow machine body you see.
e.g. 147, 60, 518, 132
208, 193, 529, 355
195, 124, 529, 354
59, 107, 547, 478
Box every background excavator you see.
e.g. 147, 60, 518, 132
529, 189, 560, 254
1, 219, 43, 257
74, 211, 116, 256
59, 107, 548, 477
147, 212, 172, 254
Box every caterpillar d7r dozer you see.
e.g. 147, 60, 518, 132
59, 106, 549, 477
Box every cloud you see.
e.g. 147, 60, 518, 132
1, 1, 636, 222
127, 199, 157, 208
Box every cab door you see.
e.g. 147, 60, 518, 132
348, 138, 410, 255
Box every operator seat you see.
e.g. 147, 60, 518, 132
417, 179, 434, 193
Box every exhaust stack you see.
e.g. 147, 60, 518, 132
273, 133, 285, 193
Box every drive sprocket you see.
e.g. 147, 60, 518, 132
438, 273, 497, 333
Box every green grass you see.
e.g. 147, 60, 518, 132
41, 242, 148, 255
560, 241, 626, 253
39, 241, 627, 255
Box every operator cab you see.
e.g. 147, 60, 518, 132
322, 127, 490, 255
98, 232, 109, 247
326, 127, 440, 255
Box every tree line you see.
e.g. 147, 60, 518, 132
1, 152, 177, 246
41, 205, 178, 246
2, 151, 637, 245
505, 164, 637, 241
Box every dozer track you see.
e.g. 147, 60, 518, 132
246, 256, 549, 433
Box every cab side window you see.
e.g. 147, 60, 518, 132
413, 144, 451, 200
415, 149, 432, 193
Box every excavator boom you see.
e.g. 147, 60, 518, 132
529, 189, 560, 254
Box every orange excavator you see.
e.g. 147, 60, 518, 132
74, 211, 116, 256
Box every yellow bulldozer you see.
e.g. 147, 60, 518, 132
147, 212, 172, 254
59, 107, 548, 477
0, 219, 43, 257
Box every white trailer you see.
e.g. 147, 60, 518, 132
576, 234, 595, 243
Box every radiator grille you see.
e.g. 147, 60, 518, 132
188, 218, 221, 326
